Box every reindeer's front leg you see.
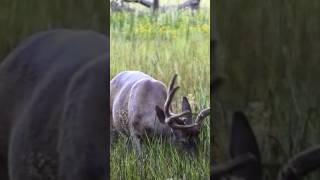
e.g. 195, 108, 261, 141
131, 132, 142, 158
128, 114, 144, 158
129, 129, 146, 177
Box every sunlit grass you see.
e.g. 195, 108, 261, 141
110, 6, 210, 180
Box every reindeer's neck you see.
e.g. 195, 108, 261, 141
153, 117, 172, 138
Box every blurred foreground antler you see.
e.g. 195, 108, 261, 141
212, 111, 320, 180
278, 145, 320, 180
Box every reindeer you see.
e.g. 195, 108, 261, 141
0, 29, 108, 180
212, 111, 320, 180
110, 71, 210, 156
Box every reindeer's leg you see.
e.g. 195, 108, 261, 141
110, 128, 119, 146
131, 133, 142, 159
112, 130, 117, 143
130, 132, 146, 177
110, 109, 121, 146
128, 116, 143, 158
125, 136, 132, 153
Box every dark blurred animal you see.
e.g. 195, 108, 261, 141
0, 29, 108, 180
212, 111, 320, 180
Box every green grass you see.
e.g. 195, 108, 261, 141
110, 3, 210, 180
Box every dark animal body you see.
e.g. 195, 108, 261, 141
0, 29, 108, 180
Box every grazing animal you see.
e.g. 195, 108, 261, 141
0, 29, 108, 180
110, 71, 210, 155
212, 111, 320, 180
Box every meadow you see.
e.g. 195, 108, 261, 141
110, 1, 210, 179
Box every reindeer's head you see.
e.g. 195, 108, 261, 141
155, 74, 210, 153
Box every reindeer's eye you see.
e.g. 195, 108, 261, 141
175, 119, 186, 125
181, 117, 187, 122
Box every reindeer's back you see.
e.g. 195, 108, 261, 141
110, 71, 153, 109
111, 71, 152, 135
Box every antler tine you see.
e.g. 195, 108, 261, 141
195, 107, 211, 125
213, 153, 258, 178
169, 107, 210, 129
164, 86, 179, 117
165, 110, 191, 125
168, 74, 178, 93
170, 121, 198, 129
278, 145, 320, 180
164, 74, 179, 117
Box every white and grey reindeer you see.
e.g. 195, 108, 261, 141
110, 71, 210, 155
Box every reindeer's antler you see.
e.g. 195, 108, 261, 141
164, 74, 192, 126
213, 152, 258, 178
278, 145, 320, 180
164, 74, 210, 129
195, 107, 210, 126
164, 74, 179, 118
170, 107, 210, 129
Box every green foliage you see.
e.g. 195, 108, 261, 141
110, 6, 210, 180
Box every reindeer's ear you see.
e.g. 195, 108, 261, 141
230, 111, 262, 180
182, 96, 192, 112
182, 96, 192, 123
155, 105, 165, 124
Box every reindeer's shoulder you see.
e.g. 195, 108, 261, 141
112, 71, 150, 82
132, 78, 166, 93
111, 71, 153, 91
